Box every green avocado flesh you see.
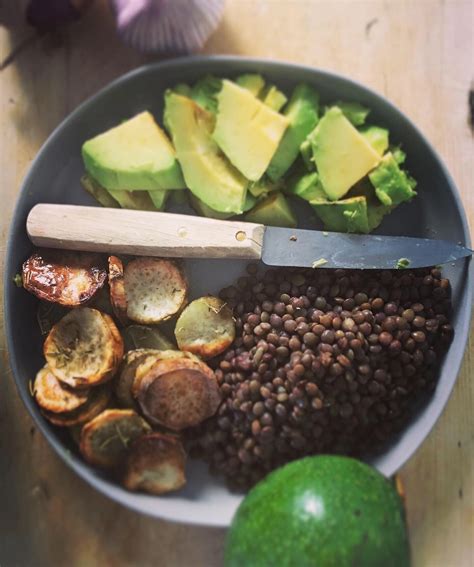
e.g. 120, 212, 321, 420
311, 179, 392, 233
311, 107, 381, 201
164, 92, 248, 214
190, 75, 221, 114
82, 111, 185, 191
248, 177, 281, 199
267, 84, 320, 182
80, 175, 119, 208
190, 192, 257, 220
334, 100, 370, 126
225, 456, 410, 567
285, 170, 326, 202
245, 192, 297, 228
107, 188, 158, 211
360, 125, 389, 156
300, 138, 315, 171
236, 74, 266, 97
369, 152, 417, 206
260, 85, 288, 112
213, 80, 289, 181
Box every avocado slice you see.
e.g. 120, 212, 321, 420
82, 111, 185, 191
213, 80, 289, 181
81, 174, 120, 208
286, 170, 326, 202
236, 74, 266, 97
311, 107, 381, 201
164, 92, 248, 214
190, 75, 221, 114
148, 189, 169, 210
248, 176, 281, 199
260, 85, 288, 112
300, 138, 315, 171
245, 193, 297, 228
107, 189, 160, 211
391, 145, 407, 164
267, 84, 320, 181
369, 152, 417, 206
334, 100, 370, 126
359, 125, 389, 155
312, 196, 370, 233
190, 192, 256, 220
173, 83, 192, 97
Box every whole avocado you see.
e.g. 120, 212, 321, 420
225, 456, 410, 567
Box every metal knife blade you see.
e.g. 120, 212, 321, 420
262, 227, 472, 269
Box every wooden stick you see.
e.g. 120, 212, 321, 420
27, 204, 265, 260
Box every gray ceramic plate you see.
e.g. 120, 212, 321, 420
4, 56, 472, 527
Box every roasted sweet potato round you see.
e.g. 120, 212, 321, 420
44, 307, 124, 389
124, 258, 187, 324
108, 255, 129, 325
79, 409, 151, 468
175, 296, 235, 359
122, 432, 186, 495
136, 354, 221, 430
41, 383, 112, 427
34, 365, 90, 414
115, 349, 162, 409
22, 249, 107, 307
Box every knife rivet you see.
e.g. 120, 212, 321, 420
177, 227, 187, 238
235, 231, 246, 242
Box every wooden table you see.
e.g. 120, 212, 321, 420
0, 1, 472, 565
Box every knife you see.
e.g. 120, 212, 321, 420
27, 204, 472, 269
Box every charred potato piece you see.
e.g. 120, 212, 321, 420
80, 409, 151, 468
34, 365, 90, 413
175, 296, 235, 359
122, 433, 186, 495
69, 424, 83, 445
41, 383, 112, 427
115, 349, 163, 409
108, 256, 129, 325
122, 325, 175, 352
131, 349, 196, 400
37, 301, 69, 336
124, 258, 187, 324
137, 354, 221, 430
44, 308, 124, 389
22, 249, 107, 307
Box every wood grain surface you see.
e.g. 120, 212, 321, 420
0, 1, 473, 566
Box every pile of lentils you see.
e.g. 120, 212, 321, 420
186, 266, 454, 490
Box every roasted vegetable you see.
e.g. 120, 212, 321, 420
108, 255, 128, 325
79, 409, 151, 469
175, 296, 235, 359
41, 383, 112, 427
136, 351, 221, 430
115, 349, 162, 409
122, 433, 186, 495
122, 325, 175, 352
33, 365, 89, 413
124, 258, 188, 324
44, 308, 124, 389
22, 250, 107, 307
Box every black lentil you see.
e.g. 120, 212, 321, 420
187, 266, 454, 490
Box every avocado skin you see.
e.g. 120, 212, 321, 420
225, 456, 410, 567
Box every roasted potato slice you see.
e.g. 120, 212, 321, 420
44, 308, 124, 389
108, 256, 129, 325
124, 258, 187, 324
131, 349, 196, 400
22, 249, 107, 307
122, 433, 186, 495
175, 296, 235, 359
115, 349, 162, 409
69, 424, 83, 445
122, 325, 175, 352
41, 383, 112, 427
136, 354, 221, 430
79, 409, 151, 468
37, 301, 69, 336
33, 365, 90, 413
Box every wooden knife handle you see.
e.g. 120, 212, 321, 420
27, 204, 265, 260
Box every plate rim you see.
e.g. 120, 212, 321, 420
3, 55, 473, 527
